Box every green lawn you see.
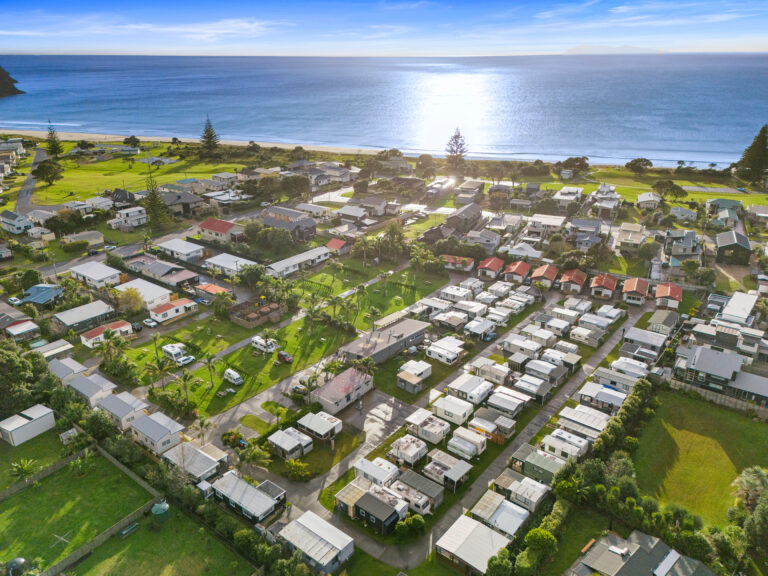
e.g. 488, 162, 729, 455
32, 147, 247, 205
540, 508, 629, 576
340, 549, 456, 576
597, 255, 648, 277
178, 318, 355, 416
299, 257, 394, 299
0, 455, 151, 568
633, 311, 653, 330
267, 430, 364, 479
0, 430, 63, 491
70, 508, 253, 576
403, 214, 447, 240
679, 291, 701, 315
634, 391, 768, 526
373, 350, 468, 403
239, 414, 272, 436
715, 271, 742, 293
319, 469, 354, 511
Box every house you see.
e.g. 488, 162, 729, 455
670, 206, 698, 221
204, 253, 257, 277
568, 218, 602, 239
149, 298, 198, 324
161, 190, 205, 216
263, 206, 317, 241
525, 214, 566, 239
531, 264, 558, 288
21, 284, 63, 307
108, 206, 147, 230
265, 247, 331, 278
611, 357, 650, 379
0, 210, 32, 234
335, 205, 367, 223
427, 336, 465, 365
267, 427, 313, 460
748, 204, 768, 228
593, 367, 640, 393
502, 333, 542, 359
296, 203, 332, 219
398, 468, 444, 509
326, 237, 351, 256
31, 339, 74, 361
712, 208, 739, 228
471, 490, 529, 540
195, 283, 232, 299
492, 469, 550, 512
590, 184, 623, 218
52, 300, 114, 334
466, 230, 501, 255
353, 457, 398, 487
5, 319, 40, 341
449, 427, 487, 459
397, 360, 432, 394
560, 269, 587, 294
97, 391, 148, 430
436, 515, 511, 575
156, 238, 204, 262
447, 373, 494, 405
116, 279, 171, 310
0, 244, 12, 260
471, 257, 503, 281
498, 241, 543, 260
131, 412, 184, 455
0, 405, 55, 447
552, 186, 583, 210
567, 530, 716, 576
350, 196, 387, 217
715, 231, 751, 265
70, 261, 121, 288
424, 449, 473, 491
296, 411, 342, 441
211, 172, 238, 185
354, 491, 402, 535
203, 190, 253, 207
162, 443, 221, 482
513, 373, 553, 400
578, 381, 627, 414
431, 395, 474, 426
198, 218, 245, 243
510, 443, 566, 485
61, 230, 104, 247
616, 222, 646, 253
590, 273, 618, 300
719, 292, 758, 326
648, 309, 678, 336
656, 282, 683, 310
467, 356, 510, 386
624, 327, 668, 358
441, 255, 475, 272
446, 203, 483, 233
578, 313, 612, 332
405, 408, 450, 444
460, 277, 485, 295
525, 359, 568, 385
340, 319, 430, 364
48, 356, 87, 383
665, 230, 700, 262
125, 255, 199, 287
503, 261, 531, 284
622, 277, 650, 306
310, 368, 374, 415
487, 213, 523, 234
541, 429, 589, 460
389, 434, 428, 466
80, 320, 133, 348
558, 405, 611, 441
279, 511, 354, 574
706, 197, 743, 214
636, 191, 661, 210
212, 470, 280, 522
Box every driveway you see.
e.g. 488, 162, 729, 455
14, 148, 56, 214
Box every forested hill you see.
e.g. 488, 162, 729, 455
0, 66, 23, 97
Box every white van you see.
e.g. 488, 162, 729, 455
224, 368, 244, 386
251, 336, 277, 353
161, 343, 186, 362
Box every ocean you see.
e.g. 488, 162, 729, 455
0, 54, 767, 166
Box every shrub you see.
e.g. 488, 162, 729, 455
62, 240, 89, 253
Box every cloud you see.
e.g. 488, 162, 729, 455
536, 0, 600, 19
378, 0, 434, 9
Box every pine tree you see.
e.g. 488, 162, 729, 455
46, 121, 63, 157
143, 170, 171, 229
445, 128, 468, 177
200, 115, 219, 156
739, 125, 768, 184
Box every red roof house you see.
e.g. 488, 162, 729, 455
531, 264, 559, 287
560, 269, 588, 294
326, 238, 351, 255
503, 261, 531, 283
80, 320, 133, 349
199, 218, 244, 243
590, 273, 618, 299
441, 254, 475, 272
656, 282, 683, 310
150, 298, 198, 323
477, 257, 505, 279
623, 277, 650, 305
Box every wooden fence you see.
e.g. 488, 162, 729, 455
670, 379, 768, 420
0, 447, 91, 503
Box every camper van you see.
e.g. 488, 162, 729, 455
224, 368, 244, 385
251, 336, 277, 353
161, 343, 186, 362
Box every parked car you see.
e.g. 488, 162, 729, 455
252, 336, 277, 353
176, 355, 195, 367
131, 322, 143, 333
194, 298, 211, 306
104, 245, 117, 252
277, 350, 293, 364
224, 368, 244, 385
482, 332, 497, 342
143, 319, 159, 328
8, 297, 21, 306
291, 384, 308, 395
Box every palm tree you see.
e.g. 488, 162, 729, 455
236, 440, 272, 471
151, 333, 161, 362
357, 236, 373, 267
366, 305, 381, 335
100, 328, 127, 365
175, 369, 201, 404
202, 353, 219, 390
732, 466, 768, 510
355, 284, 368, 310
145, 356, 173, 390
330, 259, 343, 284
344, 300, 358, 324
352, 356, 376, 376
329, 295, 344, 320
10, 458, 37, 484
195, 415, 213, 444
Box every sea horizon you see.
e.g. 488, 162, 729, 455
2, 53, 767, 167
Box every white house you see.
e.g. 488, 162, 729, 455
405, 408, 451, 444
436, 515, 510, 575
116, 278, 172, 310
149, 298, 198, 323
427, 336, 465, 365
97, 392, 148, 430
353, 457, 398, 486
80, 320, 133, 349
212, 470, 280, 522
156, 238, 204, 262
0, 405, 55, 446
0, 210, 32, 234
131, 412, 184, 455
108, 206, 147, 229
70, 261, 121, 288
204, 253, 257, 277
280, 511, 354, 574
265, 247, 331, 278
431, 395, 474, 425
67, 373, 117, 407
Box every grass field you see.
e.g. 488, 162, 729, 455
340, 549, 456, 576
679, 291, 701, 315
0, 430, 63, 491
597, 254, 648, 277
240, 414, 272, 436
70, 509, 252, 576
268, 430, 364, 479
373, 350, 460, 403
634, 391, 768, 526
32, 147, 247, 205
179, 317, 355, 416
0, 455, 150, 568
540, 508, 629, 576
299, 258, 394, 299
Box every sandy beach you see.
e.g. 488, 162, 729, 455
0, 129, 381, 156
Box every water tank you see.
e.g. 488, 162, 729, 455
151, 500, 170, 524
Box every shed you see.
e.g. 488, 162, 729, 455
0, 404, 55, 446
470, 490, 530, 539
436, 515, 511, 575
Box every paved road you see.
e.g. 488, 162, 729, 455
14, 148, 52, 215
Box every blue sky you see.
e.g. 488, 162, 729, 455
1, 0, 767, 55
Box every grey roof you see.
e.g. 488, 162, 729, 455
435, 515, 510, 574
54, 300, 114, 327
212, 471, 277, 519
687, 346, 744, 379
68, 374, 116, 399
356, 491, 397, 521
398, 468, 444, 500
447, 202, 482, 221
97, 391, 148, 418
715, 230, 750, 251
340, 318, 429, 359
162, 443, 219, 479
649, 310, 678, 328
256, 480, 286, 501
624, 327, 668, 348
731, 372, 768, 398
279, 510, 353, 567
48, 357, 87, 379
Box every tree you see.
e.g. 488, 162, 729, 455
213, 291, 235, 319
202, 353, 219, 390
175, 369, 201, 404
416, 154, 434, 178
281, 174, 312, 200
200, 115, 219, 156
351, 356, 376, 376
46, 121, 63, 156
638, 241, 660, 260
9, 458, 37, 484
99, 328, 127, 365
285, 458, 311, 481
143, 170, 171, 228
195, 415, 212, 444
117, 286, 143, 314
21, 269, 42, 290
69, 448, 95, 477
524, 527, 558, 556
236, 439, 272, 470
31, 159, 64, 185
366, 306, 381, 334
353, 179, 368, 195
123, 135, 140, 148
732, 466, 768, 511
445, 128, 468, 177
745, 492, 768, 552
486, 548, 515, 576
83, 410, 116, 441
625, 157, 653, 174
653, 179, 686, 200
145, 356, 173, 390
739, 125, 768, 183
